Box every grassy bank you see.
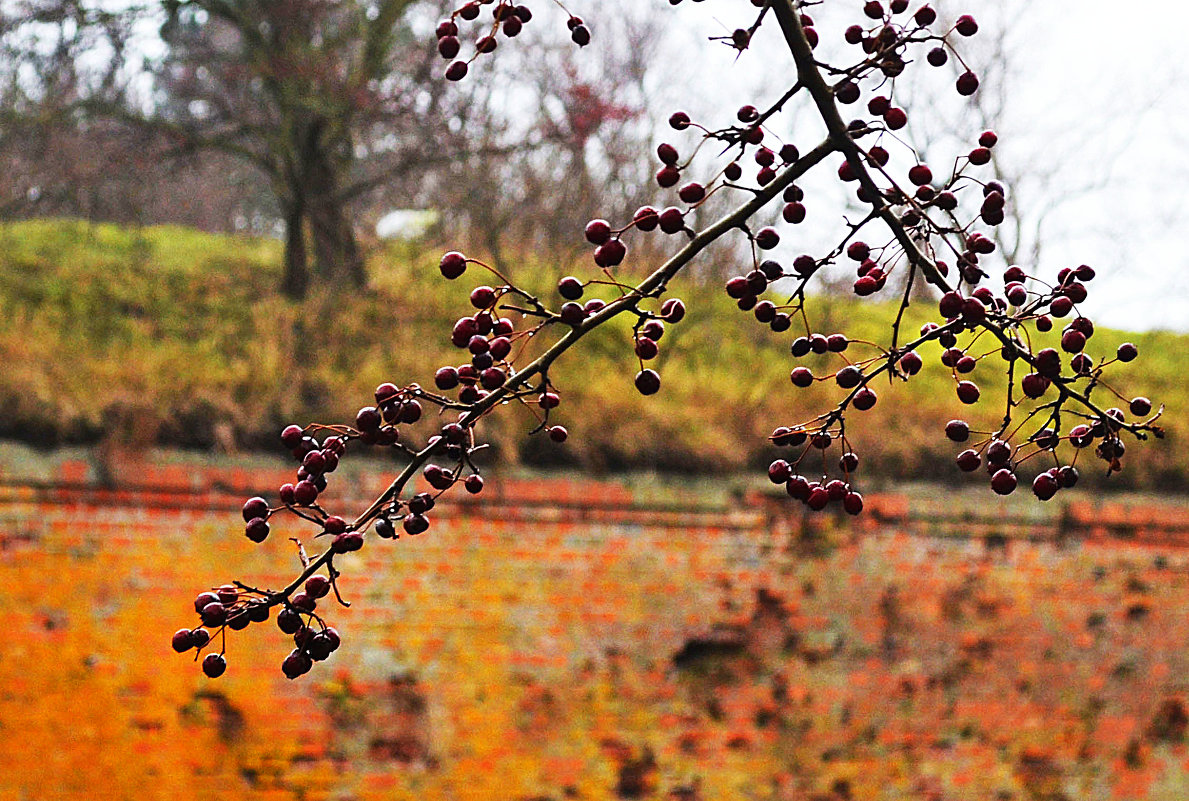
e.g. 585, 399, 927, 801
0, 219, 1182, 490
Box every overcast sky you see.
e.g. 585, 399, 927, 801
642, 1, 1189, 333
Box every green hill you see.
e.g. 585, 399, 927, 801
0, 219, 1181, 491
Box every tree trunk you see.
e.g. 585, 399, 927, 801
288, 117, 366, 292
281, 200, 309, 300
307, 189, 366, 289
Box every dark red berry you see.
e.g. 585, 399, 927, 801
836, 366, 863, 389
1021, 373, 1050, 399
1032, 473, 1058, 501
1061, 329, 1086, 353
899, 351, 923, 375
585, 219, 612, 245
202, 653, 227, 678
884, 107, 907, 129
282, 650, 313, 679
755, 228, 780, 250
956, 449, 981, 472
245, 517, 270, 543
955, 14, 978, 35
945, 420, 970, 442
355, 406, 381, 431
280, 425, 304, 448
806, 487, 830, 511
669, 111, 691, 130
661, 298, 686, 323
956, 381, 980, 404
908, 164, 932, 185
242, 496, 268, 523
558, 276, 583, 300
678, 182, 705, 204
990, 468, 1017, 496
332, 532, 364, 553
633, 207, 660, 232
853, 388, 878, 410
843, 492, 864, 515
172, 629, 195, 653
635, 369, 661, 396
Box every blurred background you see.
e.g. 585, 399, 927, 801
1, 1, 1186, 799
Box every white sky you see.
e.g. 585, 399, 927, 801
641, 0, 1189, 332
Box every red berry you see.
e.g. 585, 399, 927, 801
853, 388, 878, 410
755, 228, 780, 250
305, 575, 331, 599
669, 111, 691, 130
439, 251, 467, 279
1032, 473, 1058, 501
990, 468, 1017, 496
172, 629, 195, 653
202, 653, 227, 678
656, 165, 680, 187
836, 366, 863, 389
245, 517, 270, 543
332, 532, 364, 553
280, 425, 304, 448
678, 183, 705, 204
955, 14, 978, 35
282, 650, 313, 679
635, 369, 661, 396
843, 492, 864, 515
585, 219, 612, 245
899, 351, 923, 375
955, 449, 981, 472
884, 107, 907, 129
945, 420, 970, 442
1021, 373, 1050, 399
1061, 329, 1086, 353
293, 480, 318, 506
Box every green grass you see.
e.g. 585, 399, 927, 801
0, 219, 1182, 490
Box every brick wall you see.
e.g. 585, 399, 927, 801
2, 451, 1189, 800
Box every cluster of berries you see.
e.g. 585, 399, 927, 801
437, 1, 589, 82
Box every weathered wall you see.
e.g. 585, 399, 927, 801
2, 452, 1188, 801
